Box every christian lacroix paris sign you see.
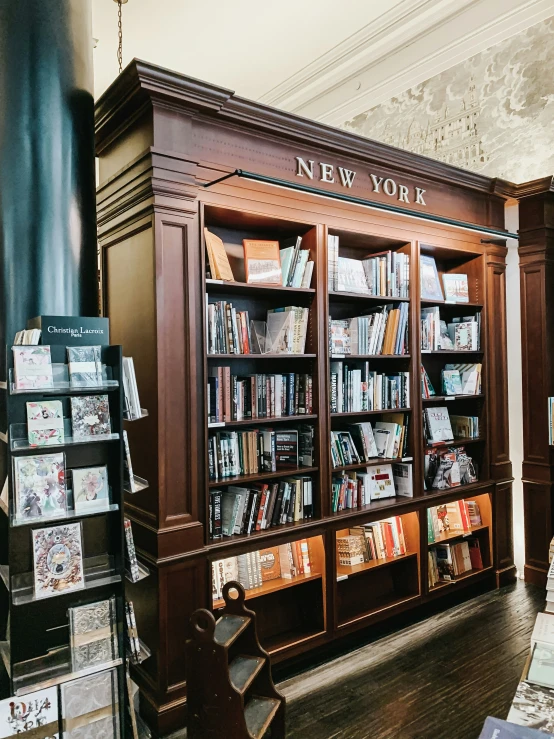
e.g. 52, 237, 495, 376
294, 157, 428, 207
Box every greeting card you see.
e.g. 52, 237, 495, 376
0, 686, 59, 738
13, 346, 54, 390
72, 467, 109, 513
70, 396, 111, 440
14, 453, 66, 521
26, 401, 64, 447
69, 598, 118, 672
60, 669, 120, 739
32, 522, 84, 599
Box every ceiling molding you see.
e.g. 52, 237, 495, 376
260, 0, 554, 126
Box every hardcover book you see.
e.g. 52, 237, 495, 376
204, 228, 235, 282
70, 395, 111, 439
27, 400, 64, 446
259, 547, 282, 582
32, 522, 85, 599
420, 255, 444, 301
425, 407, 454, 443
13, 345, 54, 390
368, 465, 396, 500
72, 466, 109, 513
243, 239, 282, 285
60, 668, 120, 739
442, 370, 463, 396
479, 716, 554, 739
67, 346, 103, 387
442, 273, 469, 302
69, 597, 119, 671
14, 452, 66, 520
0, 687, 59, 738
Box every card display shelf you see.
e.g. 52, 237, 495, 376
208, 414, 318, 429
123, 408, 149, 421
336, 551, 418, 581
0, 431, 7, 444
8, 365, 118, 395
6, 501, 120, 528
208, 466, 318, 488
9, 421, 120, 453
5, 641, 123, 696
212, 570, 322, 610
7, 555, 121, 606
125, 560, 150, 584
124, 475, 149, 494
129, 639, 152, 666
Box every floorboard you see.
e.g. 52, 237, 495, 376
280, 581, 544, 739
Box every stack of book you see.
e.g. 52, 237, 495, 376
450, 414, 480, 439
122, 356, 142, 418
208, 426, 314, 481
330, 363, 410, 413
331, 463, 412, 511
209, 477, 314, 538
327, 236, 410, 297
424, 444, 478, 490
546, 559, 554, 615
207, 301, 309, 354
337, 517, 407, 565
207, 370, 313, 422
421, 308, 481, 351
427, 499, 482, 542
428, 538, 482, 584
442, 363, 482, 395
279, 236, 314, 287
424, 405, 479, 444
331, 417, 409, 467
329, 303, 409, 356
212, 539, 313, 598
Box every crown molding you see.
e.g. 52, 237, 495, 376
259, 0, 554, 126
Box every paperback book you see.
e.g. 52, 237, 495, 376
204, 228, 235, 281
32, 522, 85, 599
420, 255, 443, 301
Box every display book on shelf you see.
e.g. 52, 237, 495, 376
0, 335, 150, 738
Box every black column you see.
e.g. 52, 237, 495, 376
0, 0, 97, 377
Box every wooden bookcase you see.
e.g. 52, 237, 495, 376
95, 60, 515, 736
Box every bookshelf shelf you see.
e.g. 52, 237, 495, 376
207, 354, 317, 360
428, 565, 494, 592
422, 394, 485, 403
208, 414, 317, 429
329, 291, 410, 304
206, 279, 316, 298
426, 437, 484, 449
330, 408, 411, 418
337, 551, 417, 580
332, 457, 412, 473
428, 523, 489, 546
213, 571, 322, 609
208, 466, 318, 488
420, 350, 484, 355
95, 65, 514, 731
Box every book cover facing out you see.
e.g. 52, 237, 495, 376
28, 316, 110, 346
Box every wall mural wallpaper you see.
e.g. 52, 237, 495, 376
343, 16, 554, 182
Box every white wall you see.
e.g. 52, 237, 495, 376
505, 203, 524, 577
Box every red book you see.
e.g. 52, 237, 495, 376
255, 484, 269, 531
383, 522, 395, 558
394, 517, 406, 555
223, 366, 231, 422
468, 539, 484, 569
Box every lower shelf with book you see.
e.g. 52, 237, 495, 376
335, 512, 420, 626
212, 534, 325, 653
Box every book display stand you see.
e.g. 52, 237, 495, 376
0, 342, 149, 737
95, 60, 516, 735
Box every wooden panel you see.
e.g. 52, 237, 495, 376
523, 481, 553, 586
493, 482, 515, 582
486, 254, 511, 480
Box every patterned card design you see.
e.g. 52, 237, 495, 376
0, 686, 59, 738
72, 466, 109, 513
13, 346, 54, 390
70, 396, 111, 440
67, 346, 103, 388
69, 598, 118, 672
61, 669, 119, 739
14, 453, 66, 521
32, 522, 84, 599
27, 401, 64, 447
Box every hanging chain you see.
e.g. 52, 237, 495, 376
117, 1, 123, 74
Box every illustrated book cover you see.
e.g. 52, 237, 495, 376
60, 668, 120, 739
507, 680, 554, 734
0, 687, 59, 738
425, 407, 454, 443
70, 395, 111, 439
14, 452, 66, 521
69, 597, 119, 672
32, 522, 85, 599
420, 255, 444, 301
12, 345, 54, 390
442, 273, 469, 303
479, 716, 554, 738
27, 400, 64, 446
204, 227, 235, 282
67, 346, 103, 387
72, 466, 109, 513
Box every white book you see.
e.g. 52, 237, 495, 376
337, 257, 369, 294
392, 463, 413, 497
374, 428, 391, 458
532, 612, 554, 647
301, 260, 314, 288
291, 250, 310, 288
367, 464, 396, 500
425, 407, 454, 443
375, 422, 400, 458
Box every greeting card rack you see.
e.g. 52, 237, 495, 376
0, 343, 131, 736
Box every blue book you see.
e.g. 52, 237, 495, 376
479, 716, 554, 738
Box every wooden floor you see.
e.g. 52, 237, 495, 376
279, 580, 544, 739
141, 580, 544, 738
